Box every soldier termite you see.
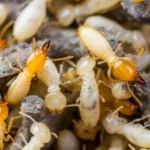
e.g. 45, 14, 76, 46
6, 40, 51, 105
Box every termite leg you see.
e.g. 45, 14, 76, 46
107, 68, 114, 82
3, 134, 14, 142
11, 143, 23, 150
114, 43, 122, 53
7, 61, 21, 72
20, 133, 28, 145
6, 115, 21, 134
65, 60, 76, 68
17, 56, 23, 70
32, 37, 36, 51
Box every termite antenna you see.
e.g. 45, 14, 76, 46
50, 56, 74, 61
128, 114, 150, 125
111, 105, 123, 116
51, 132, 58, 138
19, 111, 37, 123
127, 82, 143, 106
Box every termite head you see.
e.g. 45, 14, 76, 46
26, 40, 51, 74
112, 59, 145, 84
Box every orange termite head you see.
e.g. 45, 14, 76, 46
26, 40, 51, 74
112, 59, 145, 84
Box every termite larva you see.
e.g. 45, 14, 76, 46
6, 40, 51, 105
57, 0, 120, 27
13, 0, 47, 41
18, 111, 57, 150
103, 111, 150, 148
76, 55, 100, 127
37, 59, 67, 113
84, 16, 147, 50
78, 26, 145, 84
0, 3, 8, 27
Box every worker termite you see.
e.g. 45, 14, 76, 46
16, 111, 57, 150
37, 59, 67, 113
76, 55, 100, 127
78, 25, 145, 84
6, 40, 51, 105
0, 95, 20, 150
13, 0, 47, 41
0, 3, 8, 27
73, 119, 99, 140
56, 0, 120, 27
84, 16, 147, 50
102, 111, 150, 148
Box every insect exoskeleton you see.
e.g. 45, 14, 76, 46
0, 3, 8, 27
132, 0, 144, 3
76, 55, 100, 127
18, 112, 57, 150
13, 0, 47, 41
37, 59, 67, 113
78, 26, 145, 84
6, 40, 51, 105
102, 112, 150, 148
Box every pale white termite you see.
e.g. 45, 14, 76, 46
18, 112, 57, 150
56, 0, 120, 27
102, 112, 150, 148
84, 16, 147, 50
37, 59, 67, 113
6, 40, 51, 105
0, 3, 8, 27
76, 55, 100, 127
56, 130, 80, 150
13, 0, 47, 41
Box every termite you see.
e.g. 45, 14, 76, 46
76, 55, 100, 127
56, 0, 120, 27
13, 0, 47, 41
6, 40, 51, 105
84, 16, 147, 50
16, 111, 57, 150
78, 25, 145, 84
0, 95, 20, 150
37, 59, 67, 113
102, 111, 150, 148
0, 3, 8, 27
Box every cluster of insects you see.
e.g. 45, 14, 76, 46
0, 0, 149, 150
